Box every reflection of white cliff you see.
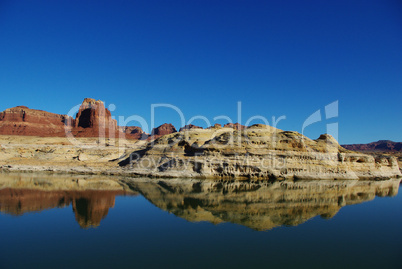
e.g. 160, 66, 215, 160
124, 178, 401, 231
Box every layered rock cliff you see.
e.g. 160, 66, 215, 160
0, 106, 73, 137
0, 98, 147, 139
123, 125, 401, 180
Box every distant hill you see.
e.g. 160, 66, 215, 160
342, 140, 402, 153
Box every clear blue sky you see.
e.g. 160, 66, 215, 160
0, 0, 401, 144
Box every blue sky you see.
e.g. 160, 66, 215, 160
0, 0, 401, 144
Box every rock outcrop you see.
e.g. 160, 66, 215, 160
0, 106, 73, 137
223, 123, 246, 130
123, 124, 402, 180
179, 124, 203, 132
150, 123, 177, 139
119, 126, 149, 140
207, 123, 222, 129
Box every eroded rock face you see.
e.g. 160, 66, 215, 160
124, 125, 402, 180
0, 106, 73, 137
75, 98, 116, 129
73, 98, 119, 138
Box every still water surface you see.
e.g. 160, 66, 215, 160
0, 173, 401, 269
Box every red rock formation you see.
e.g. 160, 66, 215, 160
147, 123, 177, 140
0, 188, 130, 228
0, 98, 176, 140
0, 106, 73, 137
179, 124, 203, 132
119, 126, 149, 140
223, 123, 246, 130
151, 123, 177, 136
342, 140, 402, 153
73, 98, 119, 138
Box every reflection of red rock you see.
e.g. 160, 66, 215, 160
0, 106, 73, 137
0, 188, 131, 228
71, 191, 119, 228
0, 188, 71, 214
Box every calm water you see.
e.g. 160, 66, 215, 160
0, 173, 401, 269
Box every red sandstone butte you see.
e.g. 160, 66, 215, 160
148, 123, 177, 140
72, 98, 120, 138
151, 123, 177, 136
73, 98, 149, 139
0, 106, 73, 137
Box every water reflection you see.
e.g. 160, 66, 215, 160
0, 173, 136, 228
0, 172, 400, 230
125, 178, 401, 230
0, 188, 131, 228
